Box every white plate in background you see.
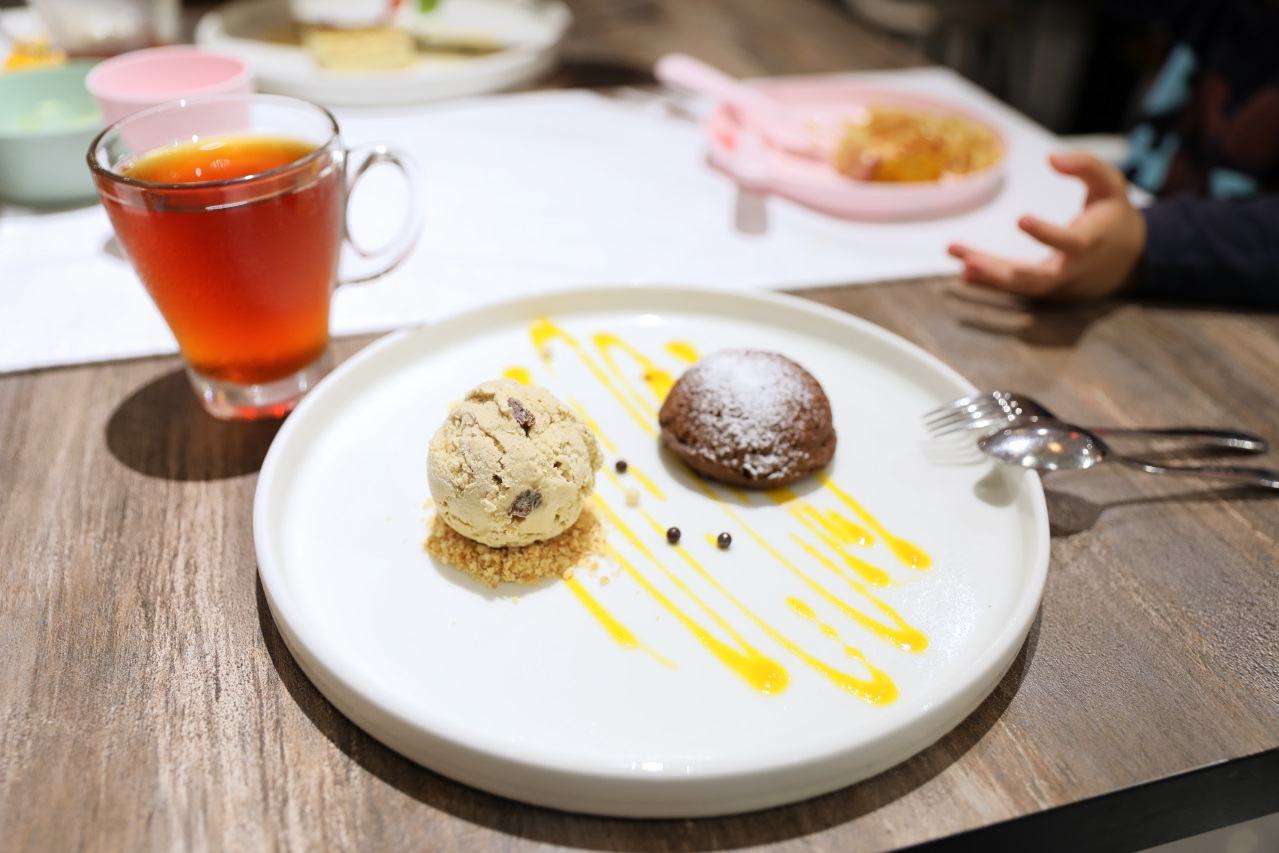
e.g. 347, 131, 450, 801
253, 286, 1049, 816
196, 0, 570, 107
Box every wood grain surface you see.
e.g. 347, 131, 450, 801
3, 1, 1279, 851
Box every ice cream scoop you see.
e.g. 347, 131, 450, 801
428, 379, 603, 548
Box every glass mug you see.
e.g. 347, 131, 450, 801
88, 93, 419, 420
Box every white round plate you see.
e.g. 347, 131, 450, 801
254, 286, 1049, 817
196, 0, 570, 107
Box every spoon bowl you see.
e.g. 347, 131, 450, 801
978, 423, 1107, 471
978, 421, 1279, 489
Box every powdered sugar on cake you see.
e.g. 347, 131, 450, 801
658, 349, 837, 488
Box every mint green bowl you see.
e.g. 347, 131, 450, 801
0, 62, 104, 207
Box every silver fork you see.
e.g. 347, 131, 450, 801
924, 390, 1268, 452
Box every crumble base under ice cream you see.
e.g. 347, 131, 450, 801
425, 504, 607, 588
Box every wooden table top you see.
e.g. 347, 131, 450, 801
3, 1, 1278, 850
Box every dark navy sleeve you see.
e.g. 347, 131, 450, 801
1092, 0, 1205, 29
1134, 196, 1279, 308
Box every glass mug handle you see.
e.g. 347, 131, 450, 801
337, 143, 422, 286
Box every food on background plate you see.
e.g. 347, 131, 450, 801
831, 105, 1002, 183
282, 0, 504, 70
2, 39, 66, 73
303, 26, 417, 69
428, 379, 604, 549
659, 350, 836, 488
289, 0, 414, 69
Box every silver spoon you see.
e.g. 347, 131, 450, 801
978, 421, 1279, 489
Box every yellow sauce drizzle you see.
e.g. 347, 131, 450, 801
566, 576, 675, 668
502, 366, 533, 385
820, 508, 875, 547
665, 341, 700, 363
684, 465, 749, 504
645, 510, 901, 702
595, 496, 788, 694
706, 496, 925, 656
607, 546, 785, 693
787, 598, 900, 703
771, 489, 874, 547
645, 380, 759, 503
789, 598, 838, 642
792, 508, 891, 587
592, 333, 676, 405
789, 538, 928, 652
628, 467, 666, 502
530, 318, 655, 436
606, 466, 666, 502
570, 396, 618, 453
817, 473, 932, 570
573, 395, 665, 501
506, 321, 934, 705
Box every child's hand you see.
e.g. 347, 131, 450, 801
947, 152, 1146, 301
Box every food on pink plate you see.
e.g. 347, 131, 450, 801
831, 106, 1001, 183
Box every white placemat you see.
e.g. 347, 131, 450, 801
0, 67, 1082, 374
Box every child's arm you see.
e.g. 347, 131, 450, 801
947, 152, 1145, 301
947, 151, 1279, 308
1135, 195, 1279, 308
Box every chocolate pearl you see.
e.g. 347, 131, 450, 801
717, 532, 732, 549
615, 460, 628, 473
666, 527, 681, 544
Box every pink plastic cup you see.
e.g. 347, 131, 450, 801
86, 46, 255, 126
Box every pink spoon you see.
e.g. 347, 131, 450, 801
653, 53, 864, 157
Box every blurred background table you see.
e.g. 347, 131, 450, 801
1, 0, 1278, 851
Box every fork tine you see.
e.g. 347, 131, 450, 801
922, 392, 993, 420
924, 396, 1004, 429
923, 402, 991, 428
928, 416, 1013, 437
924, 389, 1049, 439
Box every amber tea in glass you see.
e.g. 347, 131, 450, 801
90, 93, 419, 420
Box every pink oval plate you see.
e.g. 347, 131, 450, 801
706, 77, 1007, 220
